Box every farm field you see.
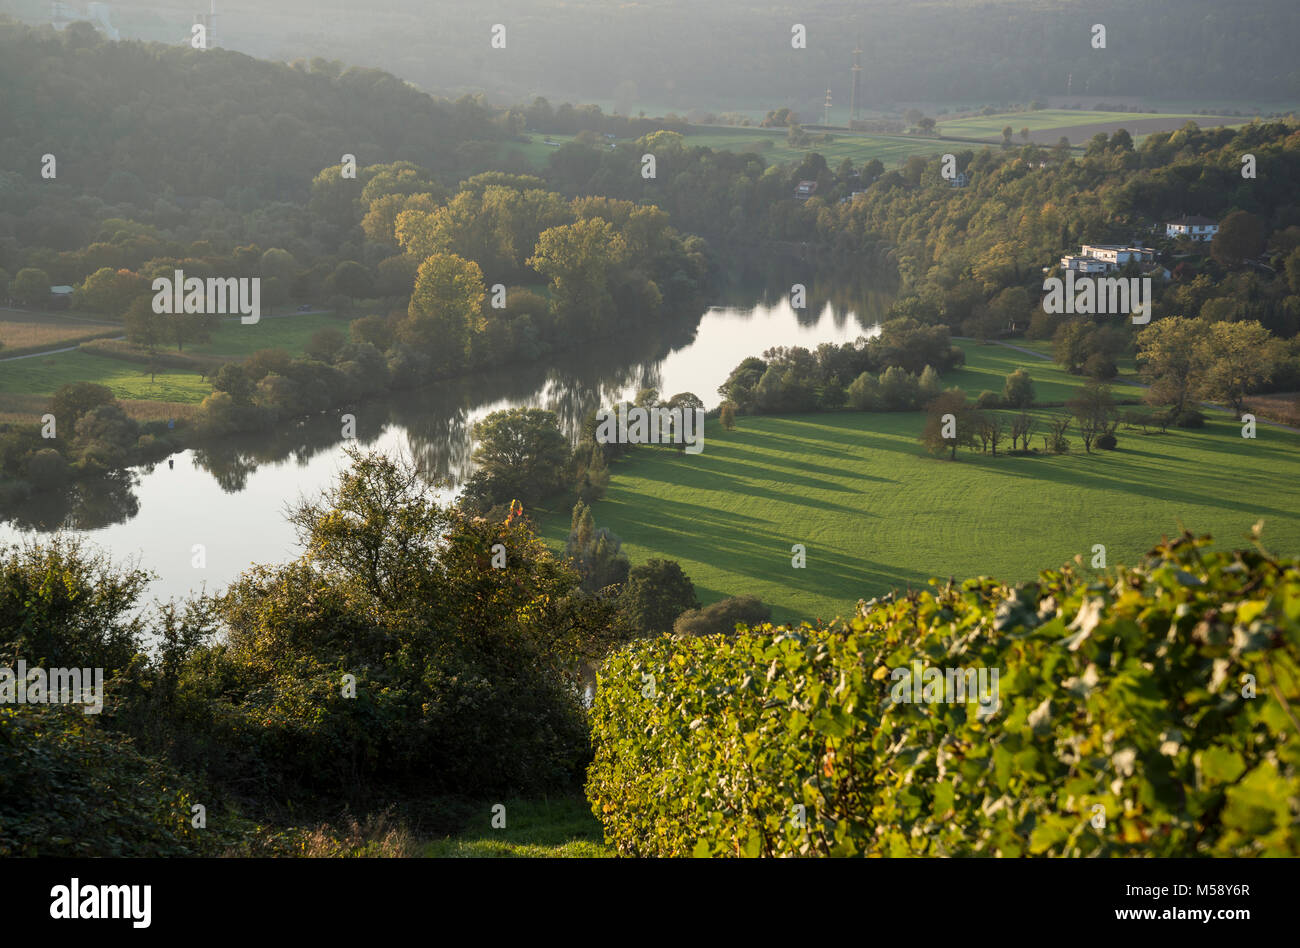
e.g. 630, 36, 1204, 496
934, 108, 1201, 138
934, 109, 1247, 147
505, 132, 581, 168
0, 309, 121, 353
0, 310, 345, 417
675, 109, 1246, 170
187, 310, 349, 358
540, 344, 1300, 623
0, 349, 210, 403
683, 124, 945, 166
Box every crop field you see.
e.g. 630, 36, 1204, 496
0, 309, 120, 353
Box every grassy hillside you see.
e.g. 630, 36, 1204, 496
540, 344, 1300, 623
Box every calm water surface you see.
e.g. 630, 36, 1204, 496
1, 289, 887, 605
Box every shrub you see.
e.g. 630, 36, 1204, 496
1083, 351, 1117, 380
1097, 432, 1118, 450
588, 531, 1300, 857
23, 448, 69, 489
0, 708, 212, 857
672, 596, 772, 636
1002, 368, 1035, 408
1175, 409, 1207, 429
975, 389, 1003, 410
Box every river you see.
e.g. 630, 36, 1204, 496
0, 277, 890, 605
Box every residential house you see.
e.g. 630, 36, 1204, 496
1165, 216, 1218, 241
1079, 244, 1156, 269
1059, 255, 1109, 274
794, 180, 818, 200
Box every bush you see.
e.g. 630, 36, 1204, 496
672, 595, 772, 636
1175, 409, 1207, 429
588, 532, 1300, 856
0, 708, 212, 857
1097, 432, 1118, 450
1083, 352, 1117, 380
1002, 368, 1035, 408
975, 389, 1002, 410
23, 448, 69, 489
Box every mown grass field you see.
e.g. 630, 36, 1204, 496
933, 109, 1200, 138
188, 311, 350, 358
684, 124, 945, 166
0, 311, 348, 415
0, 349, 210, 403
540, 343, 1300, 624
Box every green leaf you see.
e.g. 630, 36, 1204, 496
1197, 747, 1246, 786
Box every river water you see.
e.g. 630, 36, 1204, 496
0, 278, 890, 605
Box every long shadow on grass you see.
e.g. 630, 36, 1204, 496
607, 500, 928, 612
739, 416, 925, 460
623, 458, 870, 515
949, 445, 1298, 522
697, 448, 892, 491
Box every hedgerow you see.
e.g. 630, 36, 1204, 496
587, 530, 1300, 856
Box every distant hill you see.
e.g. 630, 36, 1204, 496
0, 16, 501, 205
17, 0, 1297, 114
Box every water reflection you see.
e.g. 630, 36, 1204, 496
0, 269, 894, 602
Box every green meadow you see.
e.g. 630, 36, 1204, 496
188, 311, 350, 358
540, 343, 1300, 624
0, 311, 349, 404
683, 124, 944, 166
0, 349, 210, 403
933, 109, 1199, 138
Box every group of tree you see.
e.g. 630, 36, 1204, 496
920, 378, 1116, 460
719, 319, 964, 414
562, 501, 770, 640
0, 381, 181, 505
1136, 316, 1293, 424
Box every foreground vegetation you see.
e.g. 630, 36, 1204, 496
588, 529, 1300, 856
4, 445, 1297, 858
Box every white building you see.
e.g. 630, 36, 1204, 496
1060, 255, 1109, 273
1165, 216, 1218, 241
1080, 244, 1155, 269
